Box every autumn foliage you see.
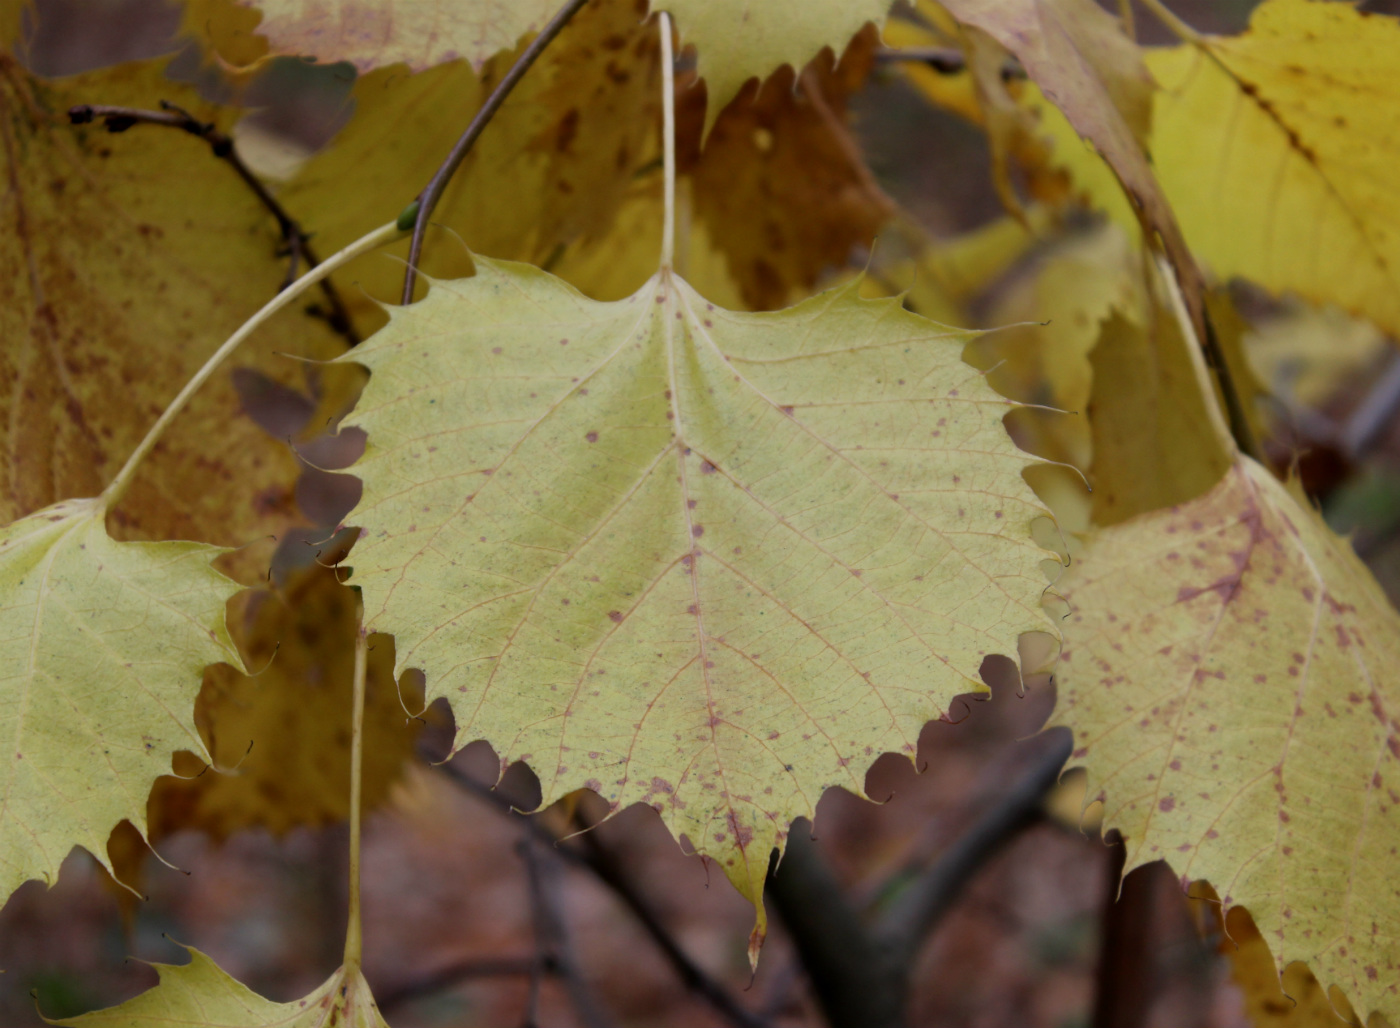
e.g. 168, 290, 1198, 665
1, 0, 1399, 1025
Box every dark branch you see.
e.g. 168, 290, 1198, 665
67, 102, 360, 346
876, 730, 1073, 965
399, 0, 591, 305
764, 731, 1072, 1028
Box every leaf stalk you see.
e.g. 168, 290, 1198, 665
343, 603, 369, 968
659, 10, 676, 272
99, 220, 403, 512
400, 0, 591, 305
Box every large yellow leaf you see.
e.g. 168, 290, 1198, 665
1055, 458, 1400, 1021
0, 499, 240, 902
208, 0, 557, 72
1145, 0, 1400, 340
53, 947, 388, 1027
339, 258, 1054, 957
0, 56, 343, 560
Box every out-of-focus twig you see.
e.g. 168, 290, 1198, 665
436, 758, 774, 1028
67, 101, 359, 345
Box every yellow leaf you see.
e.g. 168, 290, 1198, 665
656, 0, 897, 132
974, 223, 1138, 472
145, 565, 421, 843
1055, 458, 1400, 1022
1038, 1, 1400, 340
0, 57, 344, 566
0, 499, 240, 903
1146, 0, 1400, 339
1086, 270, 1235, 526
52, 947, 389, 1027
339, 258, 1055, 960
208, 0, 558, 72
1, 1, 28, 49
179, 0, 270, 70
1246, 303, 1387, 410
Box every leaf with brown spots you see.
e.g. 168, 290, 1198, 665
1217, 904, 1383, 1028
337, 253, 1056, 964
0, 57, 344, 569
1055, 457, 1400, 1022
54, 947, 390, 1027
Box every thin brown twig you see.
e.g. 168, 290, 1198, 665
376, 956, 549, 1015
436, 759, 774, 1028
67, 102, 360, 346
399, 0, 591, 305
517, 835, 615, 1028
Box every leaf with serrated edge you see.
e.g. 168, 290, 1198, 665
339, 257, 1055, 959
0, 499, 240, 903
655, 0, 897, 132
52, 947, 388, 1027
1055, 458, 1400, 1022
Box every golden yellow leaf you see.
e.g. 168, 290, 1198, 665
339, 257, 1054, 960
1, 1, 28, 49
52, 947, 389, 1027
1247, 303, 1389, 412
1037, 1, 1400, 340
144, 565, 421, 843
1055, 458, 1400, 1021
1147, 0, 1400, 339
179, 0, 270, 70
936, 0, 1215, 344
0, 56, 343, 564
0, 499, 240, 903
208, 0, 558, 72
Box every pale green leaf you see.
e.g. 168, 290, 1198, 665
53, 947, 388, 1027
1055, 458, 1400, 1022
0, 499, 240, 901
339, 258, 1055, 957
